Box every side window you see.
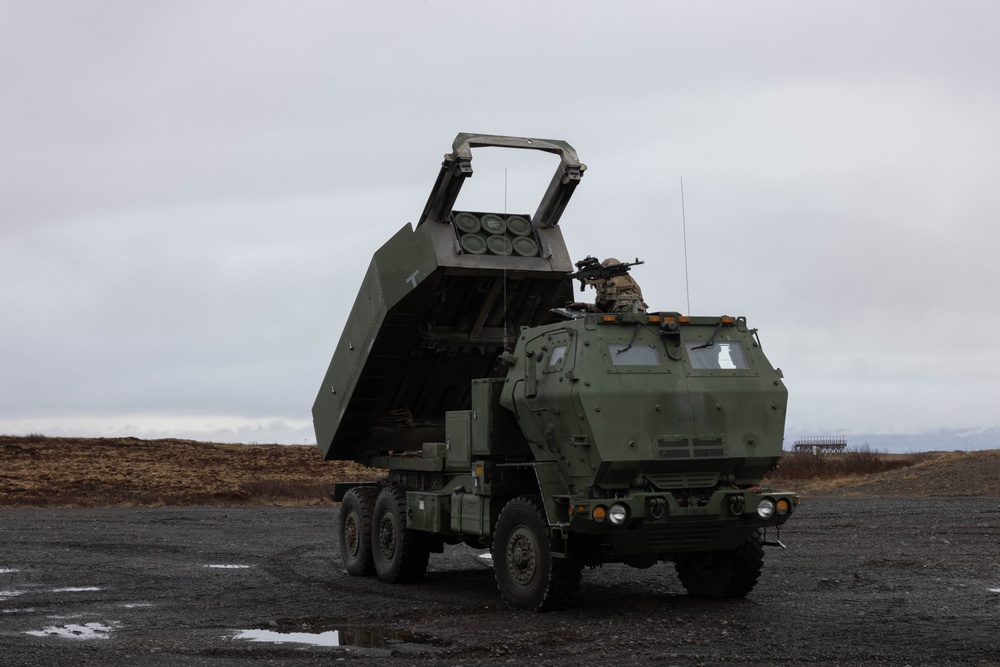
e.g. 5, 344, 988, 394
543, 339, 572, 375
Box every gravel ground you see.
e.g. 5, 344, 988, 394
1, 497, 999, 666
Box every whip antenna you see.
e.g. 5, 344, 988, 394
502, 167, 508, 351
681, 177, 691, 314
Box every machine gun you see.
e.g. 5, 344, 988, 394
568, 256, 644, 291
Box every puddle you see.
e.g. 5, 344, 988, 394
478, 552, 493, 562
4, 586, 102, 601
121, 602, 153, 609
234, 624, 447, 650
336, 626, 445, 648
235, 629, 342, 647
204, 565, 251, 569
25, 621, 119, 640
989, 588, 1000, 593
2, 608, 38, 614
0, 568, 19, 574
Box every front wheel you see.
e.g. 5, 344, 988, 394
371, 485, 429, 583
675, 528, 764, 598
492, 496, 582, 611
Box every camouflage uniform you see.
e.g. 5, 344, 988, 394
586, 258, 648, 314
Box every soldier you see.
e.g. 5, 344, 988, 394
586, 258, 648, 314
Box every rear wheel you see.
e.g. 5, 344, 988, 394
371, 485, 429, 583
675, 528, 764, 598
493, 495, 582, 611
339, 486, 378, 576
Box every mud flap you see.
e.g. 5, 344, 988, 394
530, 462, 566, 522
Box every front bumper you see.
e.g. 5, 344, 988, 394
565, 488, 798, 555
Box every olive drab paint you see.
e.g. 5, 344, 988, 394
312, 134, 798, 611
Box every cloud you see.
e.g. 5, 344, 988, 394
1, 1, 998, 447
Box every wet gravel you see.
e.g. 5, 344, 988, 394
1, 497, 998, 666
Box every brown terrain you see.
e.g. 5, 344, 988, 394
0, 435, 377, 507
773, 447, 1000, 496
1, 434, 998, 507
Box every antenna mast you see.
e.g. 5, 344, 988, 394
502, 167, 508, 351
681, 177, 691, 314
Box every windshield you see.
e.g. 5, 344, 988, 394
685, 341, 748, 369
608, 343, 661, 366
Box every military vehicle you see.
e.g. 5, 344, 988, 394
312, 133, 797, 611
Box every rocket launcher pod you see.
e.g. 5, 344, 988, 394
312, 134, 584, 462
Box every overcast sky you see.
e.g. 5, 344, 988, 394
2, 1, 998, 450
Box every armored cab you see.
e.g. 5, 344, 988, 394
313, 133, 797, 611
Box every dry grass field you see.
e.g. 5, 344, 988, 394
767, 446, 1000, 496
1, 435, 998, 507
0, 435, 377, 507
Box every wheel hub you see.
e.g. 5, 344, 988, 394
344, 512, 360, 557
379, 514, 396, 559
506, 527, 538, 586
688, 552, 723, 577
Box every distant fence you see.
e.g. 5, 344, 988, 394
792, 436, 847, 454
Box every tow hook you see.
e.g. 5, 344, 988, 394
762, 527, 786, 548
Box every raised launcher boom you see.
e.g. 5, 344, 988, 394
312, 134, 585, 463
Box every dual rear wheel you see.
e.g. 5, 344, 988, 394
338, 485, 429, 583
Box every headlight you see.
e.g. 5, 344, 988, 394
757, 498, 775, 519
608, 503, 629, 526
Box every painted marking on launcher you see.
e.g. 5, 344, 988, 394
406, 270, 419, 288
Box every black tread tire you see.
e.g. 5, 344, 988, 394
371, 485, 430, 584
339, 486, 378, 577
493, 495, 583, 612
675, 528, 765, 598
